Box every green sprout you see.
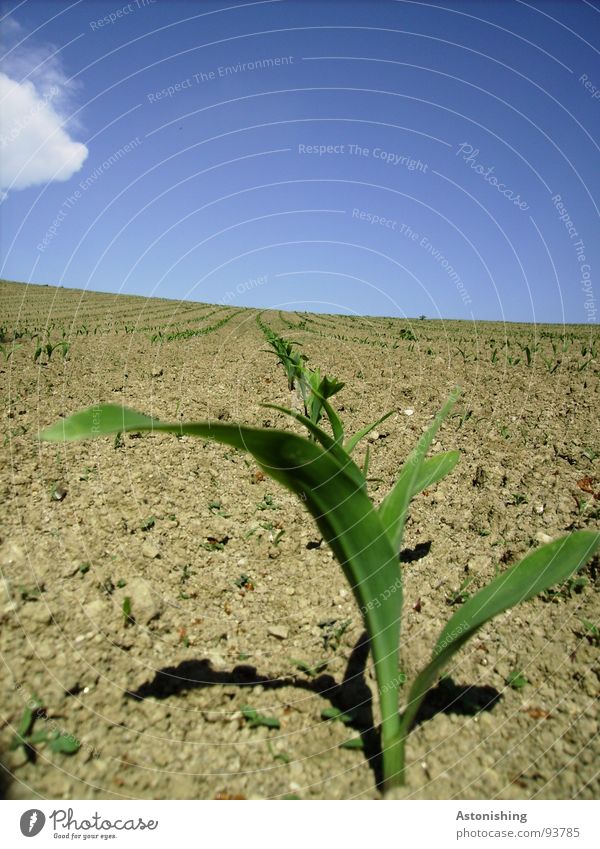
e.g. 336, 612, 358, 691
34, 340, 70, 364
39, 389, 600, 793
510, 493, 528, 506
0, 343, 21, 360
292, 658, 328, 677
234, 573, 254, 591
505, 670, 528, 690
340, 736, 364, 750
445, 577, 475, 606
241, 705, 280, 729
321, 706, 355, 724
122, 596, 133, 626
578, 619, 599, 646
262, 327, 307, 392
10, 696, 81, 760
259, 321, 347, 432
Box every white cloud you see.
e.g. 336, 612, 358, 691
0, 18, 88, 198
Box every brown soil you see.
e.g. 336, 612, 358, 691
1, 279, 599, 800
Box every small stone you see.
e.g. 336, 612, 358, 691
466, 555, 492, 573
1, 601, 19, 619
206, 651, 228, 671
142, 541, 160, 559
534, 504, 545, 515
367, 431, 379, 443
203, 710, 223, 723
83, 599, 106, 624
268, 624, 289, 640
403, 409, 414, 416
535, 531, 553, 544
52, 485, 68, 501
151, 367, 163, 378
0, 579, 16, 605
0, 541, 26, 571
27, 604, 52, 625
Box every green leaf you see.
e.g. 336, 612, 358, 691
17, 696, 43, 739
401, 531, 600, 735
340, 736, 364, 750
505, 670, 527, 690
40, 405, 155, 441
321, 707, 354, 724
345, 410, 395, 454
317, 393, 344, 443
27, 729, 52, 745
49, 732, 81, 754
378, 392, 460, 554
362, 443, 370, 477
122, 596, 132, 623
241, 705, 280, 729
263, 403, 338, 455
319, 375, 345, 400
292, 658, 328, 677
410, 451, 460, 498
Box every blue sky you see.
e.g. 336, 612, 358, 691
1, 0, 599, 322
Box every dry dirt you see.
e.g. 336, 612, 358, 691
1, 278, 599, 800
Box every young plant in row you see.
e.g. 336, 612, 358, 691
259, 319, 345, 432
34, 340, 70, 364
40, 392, 600, 792
262, 326, 307, 392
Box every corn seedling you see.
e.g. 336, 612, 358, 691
262, 325, 307, 392
34, 340, 70, 364
542, 355, 561, 374
292, 658, 328, 677
122, 596, 133, 626
305, 367, 345, 428
505, 670, 528, 690
510, 493, 528, 506
40, 386, 600, 791
577, 357, 594, 373
521, 344, 538, 367
0, 343, 21, 360
445, 577, 475, 606
578, 619, 600, 646
259, 320, 347, 429
241, 705, 280, 730
10, 696, 81, 760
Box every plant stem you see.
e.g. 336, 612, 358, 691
381, 727, 406, 792
378, 672, 405, 791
